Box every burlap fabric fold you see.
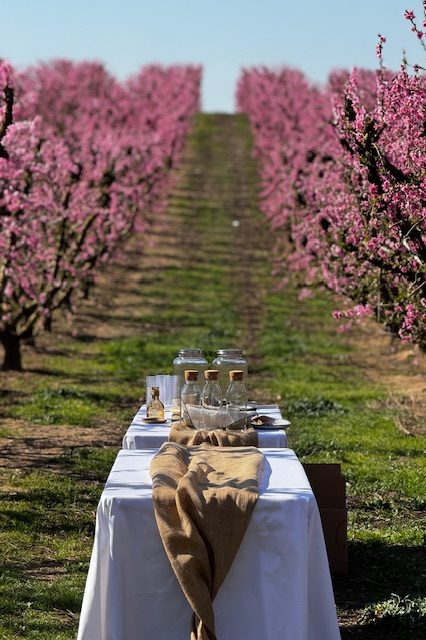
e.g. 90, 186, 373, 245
150, 442, 263, 640
169, 420, 258, 447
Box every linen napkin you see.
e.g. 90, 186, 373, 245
187, 405, 250, 430
150, 442, 263, 640
169, 420, 258, 447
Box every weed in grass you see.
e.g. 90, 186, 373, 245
361, 594, 426, 627
286, 396, 346, 417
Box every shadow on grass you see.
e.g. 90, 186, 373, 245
0, 494, 97, 535
341, 615, 426, 640
0, 388, 26, 400
22, 367, 73, 378
335, 540, 426, 639
0, 389, 31, 417
0, 563, 85, 638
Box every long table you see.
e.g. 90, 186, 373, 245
122, 404, 288, 449
77, 448, 341, 640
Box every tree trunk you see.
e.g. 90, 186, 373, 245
43, 315, 52, 332
1, 331, 23, 371
21, 325, 36, 347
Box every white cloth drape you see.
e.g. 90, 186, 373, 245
77, 448, 341, 640
122, 404, 288, 449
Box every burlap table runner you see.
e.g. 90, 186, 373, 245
169, 421, 258, 447
150, 442, 264, 640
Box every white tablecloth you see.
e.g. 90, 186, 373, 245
77, 448, 340, 640
122, 404, 288, 449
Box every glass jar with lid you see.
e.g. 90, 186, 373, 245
201, 369, 223, 409
180, 370, 201, 422
212, 348, 248, 393
173, 348, 208, 393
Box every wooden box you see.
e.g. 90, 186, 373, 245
303, 463, 348, 574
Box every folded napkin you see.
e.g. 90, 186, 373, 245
170, 420, 258, 447
150, 442, 263, 640
187, 404, 250, 430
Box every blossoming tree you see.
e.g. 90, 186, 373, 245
0, 61, 201, 370
238, 4, 426, 346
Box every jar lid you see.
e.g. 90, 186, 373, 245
204, 369, 219, 380
178, 348, 204, 357
184, 369, 199, 381
229, 369, 244, 381
216, 348, 244, 357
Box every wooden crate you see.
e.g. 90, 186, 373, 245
303, 463, 348, 574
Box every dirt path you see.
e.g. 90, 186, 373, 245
77, 114, 270, 350
0, 113, 424, 472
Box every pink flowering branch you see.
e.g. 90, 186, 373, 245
404, 5, 426, 51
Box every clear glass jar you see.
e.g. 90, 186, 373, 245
212, 348, 248, 394
201, 370, 223, 428
180, 369, 201, 422
225, 370, 248, 430
173, 348, 208, 393
225, 370, 247, 410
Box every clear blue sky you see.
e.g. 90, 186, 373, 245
1, 0, 423, 112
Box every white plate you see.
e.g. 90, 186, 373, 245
252, 418, 290, 430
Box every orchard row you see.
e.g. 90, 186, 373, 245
1, 7, 424, 370
0, 61, 201, 368
238, 6, 425, 348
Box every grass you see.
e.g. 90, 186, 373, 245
10, 387, 108, 426
0, 450, 115, 639
0, 113, 425, 639
258, 286, 426, 638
